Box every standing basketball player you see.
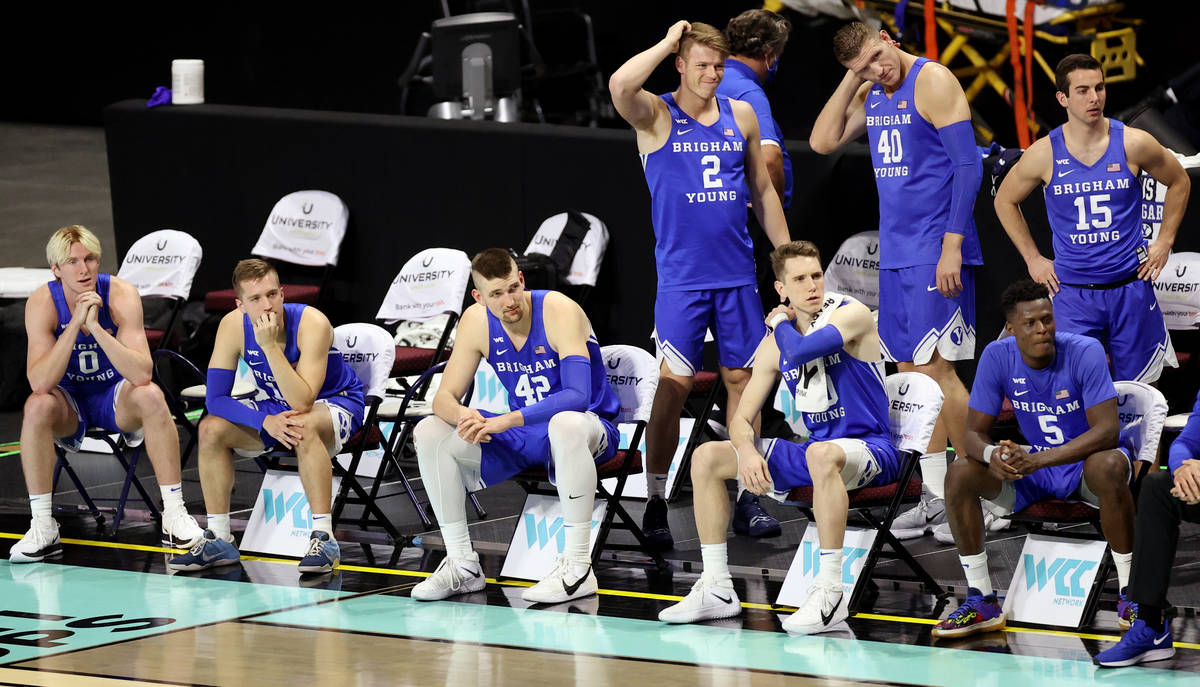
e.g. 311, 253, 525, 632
995, 54, 1190, 383
610, 20, 791, 548
811, 22, 984, 540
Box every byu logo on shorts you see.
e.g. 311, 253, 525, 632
950, 326, 964, 346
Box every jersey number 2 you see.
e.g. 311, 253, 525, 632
701, 155, 723, 188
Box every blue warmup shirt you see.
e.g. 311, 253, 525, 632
970, 333, 1116, 452
641, 93, 754, 291
1043, 119, 1144, 284
717, 59, 792, 208
865, 57, 983, 269
486, 290, 619, 422
777, 319, 891, 443
49, 273, 120, 392
241, 302, 364, 407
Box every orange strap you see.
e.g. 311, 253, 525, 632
924, 0, 938, 60
1007, 0, 1031, 148
1023, 0, 1036, 141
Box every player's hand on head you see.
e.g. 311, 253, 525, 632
666, 20, 691, 48
1138, 239, 1171, 282
264, 410, 304, 449
1026, 255, 1060, 294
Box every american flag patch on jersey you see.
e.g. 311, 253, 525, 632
723, 128, 734, 136
1107, 162, 1121, 172
898, 100, 908, 109
1056, 389, 1070, 399
535, 345, 546, 354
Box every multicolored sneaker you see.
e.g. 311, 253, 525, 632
732, 491, 782, 537
1094, 619, 1174, 668
931, 588, 1006, 639
297, 531, 340, 574
167, 530, 240, 571
1117, 590, 1138, 630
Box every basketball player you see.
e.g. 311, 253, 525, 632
813, 22, 989, 545
995, 54, 1191, 383
610, 20, 790, 549
409, 248, 620, 603
10, 225, 203, 563
658, 241, 899, 635
167, 259, 364, 574
932, 280, 1134, 639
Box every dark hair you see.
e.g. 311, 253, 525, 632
832, 21, 876, 64
1000, 279, 1050, 319
770, 240, 821, 280
232, 258, 278, 294
470, 247, 516, 281
1055, 54, 1103, 93
725, 9, 791, 60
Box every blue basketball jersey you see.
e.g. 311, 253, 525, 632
777, 316, 891, 443
1043, 119, 1144, 284
970, 333, 1117, 452
49, 273, 120, 391
485, 290, 619, 422
865, 58, 983, 269
241, 302, 364, 408
640, 94, 754, 291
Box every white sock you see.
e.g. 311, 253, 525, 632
646, 472, 668, 500
700, 542, 732, 584
441, 519, 474, 560
159, 482, 185, 514
29, 493, 52, 525
562, 521, 592, 569
816, 548, 844, 588
310, 512, 334, 537
1112, 550, 1132, 592
959, 551, 993, 596
919, 453, 947, 500
206, 513, 232, 541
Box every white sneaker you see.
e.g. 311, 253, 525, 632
161, 509, 205, 549
890, 486, 946, 540
933, 507, 1010, 545
782, 581, 848, 635
411, 553, 486, 601
658, 576, 741, 623
10, 521, 62, 564
522, 557, 597, 604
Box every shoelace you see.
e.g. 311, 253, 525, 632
946, 597, 986, 621
305, 537, 325, 558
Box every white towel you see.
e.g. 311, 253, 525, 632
790, 292, 852, 413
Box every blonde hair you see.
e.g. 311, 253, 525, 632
678, 22, 730, 60
46, 225, 102, 266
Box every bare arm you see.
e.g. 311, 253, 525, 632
207, 311, 244, 371
609, 21, 687, 134
994, 139, 1060, 292
1127, 127, 1192, 281
734, 100, 790, 248
761, 143, 786, 201
810, 72, 870, 155
962, 408, 996, 464
432, 305, 486, 427
1007, 399, 1120, 473
25, 286, 96, 394
88, 277, 153, 386
262, 308, 331, 413
730, 335, 782, 494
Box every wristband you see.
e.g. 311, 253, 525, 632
983, 445, 997, 464
767, 312, 789, 331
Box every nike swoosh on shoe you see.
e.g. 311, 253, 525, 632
561, 566, 592, 596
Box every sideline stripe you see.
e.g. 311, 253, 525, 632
3, 530, 1198, 650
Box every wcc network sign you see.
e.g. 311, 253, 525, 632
1003, 534, 1107, 627
502, 494, 607, 581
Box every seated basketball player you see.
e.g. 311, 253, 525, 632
932, 280, 1134, 639
658, 241, 899, 634
410, 248, 621, 603
168, 259, 364, 575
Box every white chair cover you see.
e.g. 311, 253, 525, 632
333, 323, 395, 402
1153, 251, 1200, 329
524, 212, 609, 287
376, 248, 472, 324
823, 231, 881, 310
1113, 381, 1168, 465
251, 190, 349, 267
600, 345, 659, 425
886, 372, 944, 454
117, 229, 203, 299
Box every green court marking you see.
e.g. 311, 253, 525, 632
0, 561, 346, 665
256, 595, 1196, 686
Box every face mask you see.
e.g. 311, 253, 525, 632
766, 56, 780, 84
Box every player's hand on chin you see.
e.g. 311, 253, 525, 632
253, 312, 282, 349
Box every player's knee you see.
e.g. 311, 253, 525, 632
691, 441, 734, 481
944, 455, 984, 499
126, 382, 168, 415
806, 442, 846, 478
721, 367, 751, 392
23, 391, 61, 424
414, 415, 453, 452
198, 414, 234, 446
1085, 451, 1130, 493
547, 411, 588, 442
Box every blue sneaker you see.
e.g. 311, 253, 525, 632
1095, 619, 1174, 668
167, 530, 240, 571
1117, 588, 1137, 630
931, 588, 1006, 639
732, 491, 782, 537
298, 531, 340, 573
